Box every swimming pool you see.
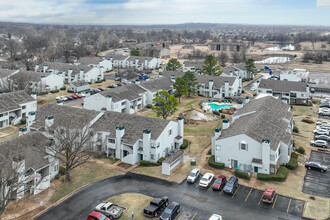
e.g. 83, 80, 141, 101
208, 104, 233, 110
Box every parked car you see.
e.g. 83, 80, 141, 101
72, 94, 78, 99
76, 94, 83, 98
223, 176, 238, 195
67, 96, 74, 100
209, 214, 222, 220
262, 188, 276, 203
313, 129, 329, 135
159, 202, 180, 220
199, 173, 214, 188
316, 121, 330, 126
94, 202, 124, 219
305, 162, 327, 172
316, 125, 330, 131
107, 84, 117, 88
320, 103, 330, 108
318, 108, 330, 113
315, 135, 330, 142
87, 211, 110, 220
143, 196, 169, 218
212, 175, 227, 191
98, 88, 105, 91
94, 88, 101, 93
116, 83, 123, 86
310, 140, 328, 148
187, 168, 200, 183
319, 111, 330, 116
80, 93, 86, 97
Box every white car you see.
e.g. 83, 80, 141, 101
209, 214, 222, 220
187, 168, 201, 183
319, 108, 330, 113
199, 173, 214, 188
310, 140, 328, 148
313, 129, 330, 135
316, 121, 330, 126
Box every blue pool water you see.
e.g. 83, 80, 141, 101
208, 104, 233, 110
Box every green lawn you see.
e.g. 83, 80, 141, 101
50, 162, 123, 203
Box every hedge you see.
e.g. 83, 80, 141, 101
298, 147, 305, 155
207, 149, 212, 155
157, 157, 166, 164
60, 86, 66, 90
50, 89, 60, 93
221, 114, 226, 119
95, 80, 103, 83
59, 166, 66, 175
67, 90, 74, 93
180, 139, 189, 150
20, 117, 26, 124
293, 126, 299, 133
286, 158, 298, 170
213, 111, 220, 116
234, 169, 250, 180
302, 118, 314, 124
140, 160, 160, 166
257, 166, 288, 181
146, 104, 152, 108
208, 155, 225, 169
291, 152, 298, 159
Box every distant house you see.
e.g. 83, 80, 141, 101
75, 56, 113, 72
0, 69, 19, 90
124, 56, 161, 70
29, 104, 184, 165
0, 91, 37, 128
221, 63, 250, 79
83, 83, 147, 114
256, 79, 310, 104
0, 132, 59, 201
10, 71, 64, 92
208, 42, 248, 52
142, 46, 171, 59
212, 95, 293, 174
69, 80, 90, 93
279, 69, 309, 82
108, 55, 130, 69
35, 62, 104, 83
138, 77, 174, 104
182, 60, 204, 74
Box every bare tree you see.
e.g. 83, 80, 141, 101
231, 51, 240, 63
217, 51, 229, 66
37, 118, 94, 182
5, 39, 21, 61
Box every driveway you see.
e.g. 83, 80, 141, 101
36, 173, 305, 220
303, 150, 330, 198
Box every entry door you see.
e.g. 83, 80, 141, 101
254, 167, 259, 173
231, 159, 238, 169
139, 154, 143, 161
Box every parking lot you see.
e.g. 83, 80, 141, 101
177, 175, 305, 219
303, 150, 330, 198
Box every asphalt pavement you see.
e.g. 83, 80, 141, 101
36, 173, 305, 220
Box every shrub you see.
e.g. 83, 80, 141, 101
87, 82, 92, 84
146, 104, 152, 108
253, 93, 257, 96
213, 111, 220, 116
95, 80, 102, 83
50, 89, 60, 93
102, 79, 106, 82
234, 170, 250, 180
241, 90, 245, 93
60, 86, 66, 90
20, 117, 26, 124
59, 166, 66, 175
67, 90, 74, 93
298, 147, 305, 155
224, 97, 231, 100
180, 139, 189, 150
207, 149, 212, 155
291, 152, 298, 159
293, 126, 299, 133
286, 158, 298, 170
302, 118, 314, 124
208, 155, 225, 169
157, 157, 166, 165
257, 166, 288, 181
221, 114, 226, 119
140, 160, 160, 166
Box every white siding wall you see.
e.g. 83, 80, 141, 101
42, 74, 64, 91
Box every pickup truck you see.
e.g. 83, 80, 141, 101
94, 202, 125, 219
143, 196, 169, 218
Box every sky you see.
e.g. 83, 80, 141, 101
0, 0, 329, 26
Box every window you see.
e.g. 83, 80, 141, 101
121, 101, 126, 106
240, 141, 247, 151
151, 154, 155, 160
54, 165, 58, 172
270, 155, 275, 161
270, 167, 275, 173
157, 153, 160, 159
266, 90, 272, 94
168, 128, 172, 136
22, 105, 26, 109
278, 148, 281, 156
216, 145, 221, 151
216, 156, 221, 162
108, 139, 115, 144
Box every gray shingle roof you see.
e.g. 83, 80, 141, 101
30, 104, 99, 131
218, 96, 292, 150
77, 57, 101, 65
0, 69, 16, 78
71, 80, 88, 87
0, 131, 50, 178
106, 54, 129, 61
98, 83, 146, 102
0, 91, 35, 113
92, 111, 170, 145
139, 77, 173, 92
258, 79, 307, 93
10, 70, 51, 82
195, 75, 236, 88
41, 62, 93, 76
183, 60, 204, 69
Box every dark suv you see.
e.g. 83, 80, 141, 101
159, 202, 180, 220
223, 176, 238, 195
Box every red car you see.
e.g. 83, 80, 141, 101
212, 175, 227, 191
98, 88, 105, 91
262, 188, 276, 203
72, 94, 78, 99
87, 211, 109, 220
76, 94, 82, 98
